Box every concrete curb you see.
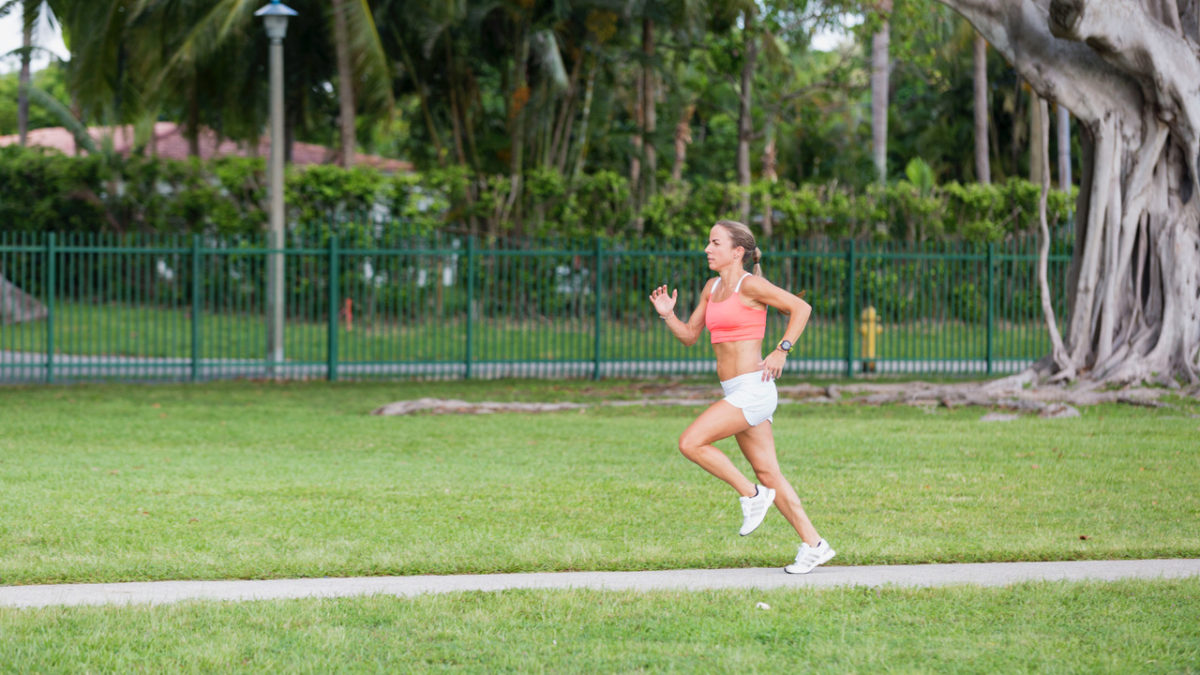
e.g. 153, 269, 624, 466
2, 559, 1198, 609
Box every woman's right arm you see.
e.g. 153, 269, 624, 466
649, 279, 712, 347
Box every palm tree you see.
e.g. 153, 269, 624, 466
47, 1, 139, 125
870, 0, 892, 184
625, 0, 717, 221
48, 0, 390, 162
973, 32, 989, 183
377, 0, 472, 168
0, 1, 98, 154
1, 0, 56, 146
625, 0, 669, 215
15, 1, 34, 145
327, 0, 391, 167
332, 0, 355, 167
571, 7, 621, 180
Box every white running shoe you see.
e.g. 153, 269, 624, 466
784, 539, 836, 574
738, 485, 776, 536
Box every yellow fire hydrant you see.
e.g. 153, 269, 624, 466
859, 306, 882, 373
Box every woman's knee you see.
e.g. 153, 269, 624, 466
754, 467, 784, 486
678, 432, 705, 459
677, 433, 695, 457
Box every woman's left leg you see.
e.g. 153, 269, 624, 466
734, 422, 821, 546
678, 401, 757, 497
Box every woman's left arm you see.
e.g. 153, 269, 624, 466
740, 276, 812, 380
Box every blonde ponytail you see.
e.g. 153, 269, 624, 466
752, 247, 762, 276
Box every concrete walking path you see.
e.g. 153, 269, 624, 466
2, 559, 1198, 609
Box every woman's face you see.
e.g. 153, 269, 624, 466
705, 225, 743, 271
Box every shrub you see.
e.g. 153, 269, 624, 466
0, 147, 1076, 245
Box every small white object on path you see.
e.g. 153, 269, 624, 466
1, 559, 1197, 609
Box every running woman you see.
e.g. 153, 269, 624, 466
648, 220, 835, 574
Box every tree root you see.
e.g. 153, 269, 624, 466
371, 381, 1181, 416
372, 398, 588, 415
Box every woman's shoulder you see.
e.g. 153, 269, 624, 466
738, 274, 777, 294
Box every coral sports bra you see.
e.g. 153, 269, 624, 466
705, 273, 767, 344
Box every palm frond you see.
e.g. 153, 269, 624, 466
152, 0, 259, 86
419, 0, 472, 58
55, 1, 131, 116
342, 0, 394, 111
28, 85, 97, 153
20, 0, 38, 35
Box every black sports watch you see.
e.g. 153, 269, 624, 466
777, 339, 793, 353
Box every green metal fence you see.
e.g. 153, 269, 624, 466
0, 231, 1071, 383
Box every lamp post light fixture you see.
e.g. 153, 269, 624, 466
255, 0, 297, 376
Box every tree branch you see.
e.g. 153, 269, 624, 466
937, 0, 1143, 125
1050, 0, 1200, 120
1049, 0, 1200, 206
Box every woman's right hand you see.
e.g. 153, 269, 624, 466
649, 285, 678, 319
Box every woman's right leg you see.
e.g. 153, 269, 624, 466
678, 401, 757, 497
734, 422, 821, 545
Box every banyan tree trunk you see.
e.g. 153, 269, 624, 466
939, 0, 1200, 386
0, 274, 47, 324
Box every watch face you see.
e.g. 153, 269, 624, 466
780, 340, 792, 352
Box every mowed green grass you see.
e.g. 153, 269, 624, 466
0, 380, 1197, 586
2, 580, 1199, 672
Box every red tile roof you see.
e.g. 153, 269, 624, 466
0, 122, 413, 173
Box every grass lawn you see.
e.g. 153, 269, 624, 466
2, 580, 1198, 672
0, 379, 1197, 586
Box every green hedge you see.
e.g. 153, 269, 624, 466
0, 145, 1076, 243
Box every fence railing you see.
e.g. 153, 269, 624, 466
0, 231, 1072, 383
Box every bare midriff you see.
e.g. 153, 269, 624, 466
713, 339, 765, 381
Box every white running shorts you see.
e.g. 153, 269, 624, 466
720, 370, 778, 426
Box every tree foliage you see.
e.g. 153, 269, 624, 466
0, 0, 1079, 242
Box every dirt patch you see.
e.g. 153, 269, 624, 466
372, 398, 588, 415
373, 379, 1197, 416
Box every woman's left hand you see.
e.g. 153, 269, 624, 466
759, 350, 787, 381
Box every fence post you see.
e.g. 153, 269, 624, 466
593, 237, 604, 380
191, 235, 202, 382
465, 236, 475, 380
327, 235, 339, 382
45, 233, 55, 384
986, 241, 995, 376
844, 239, 855, 378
